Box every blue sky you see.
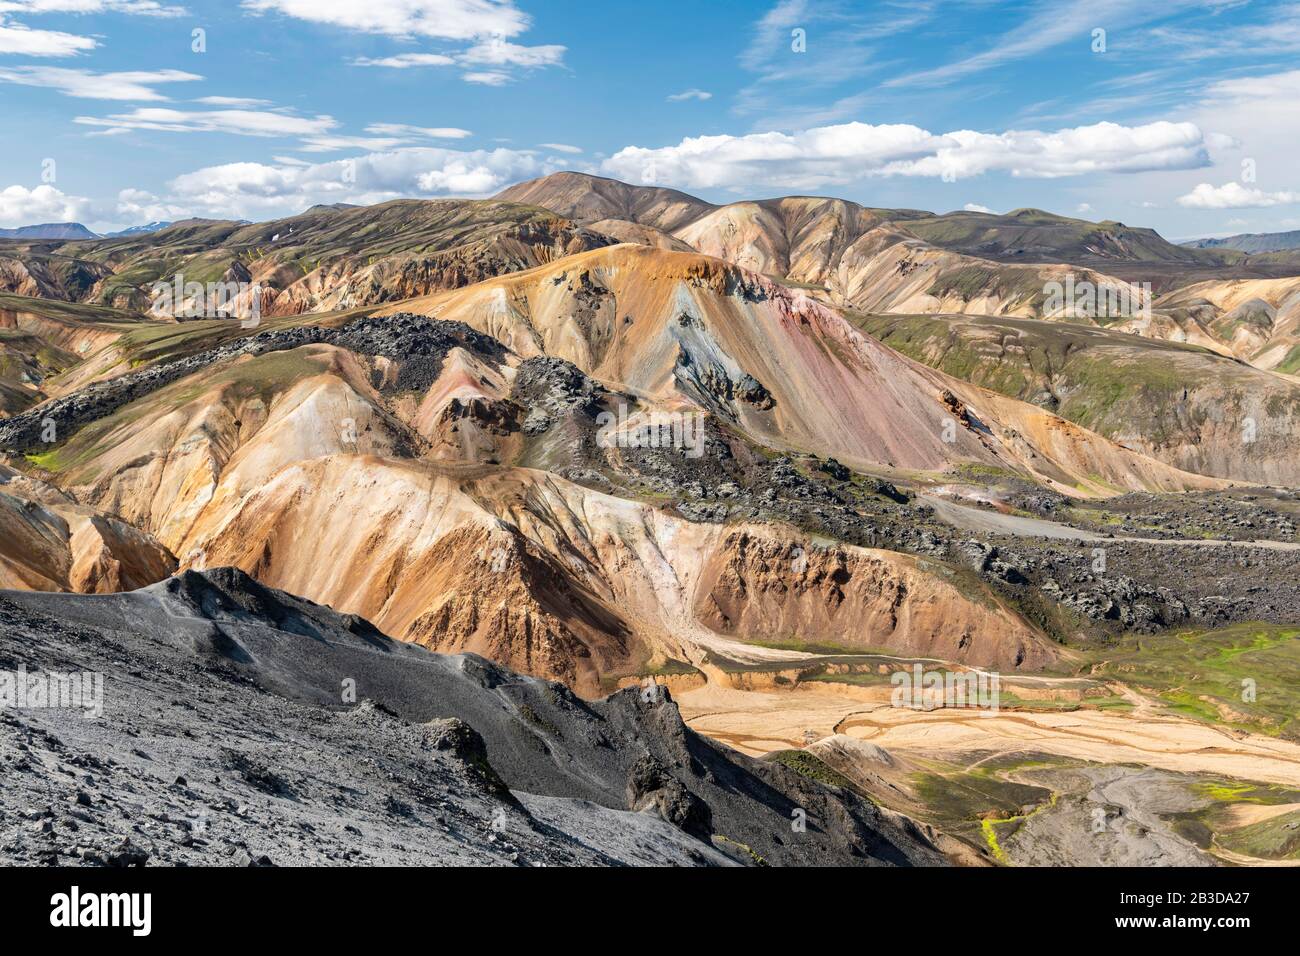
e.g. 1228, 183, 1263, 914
2, 0, 1299, 240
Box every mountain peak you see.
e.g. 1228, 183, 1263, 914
495, 170, 716, 232
0, 221, 99, 240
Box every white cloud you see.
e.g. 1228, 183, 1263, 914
113, 186, 186, 223
602, 120, 1210, 191
0, 66, 201, 99
353, 40, 564, 77
1203, 69, 1300, 102
74, 106, 337, 137
897, 122, 1209, 180
538, 142, 581, 154
458, 37, 564, 68
738, 0, 931, 120
248, 3, 561, 84
1076, 203, 1093, 213
239, 0, 529, 40
72, 107, 472, 154
297, 124, 473, 152
886, 0, 1201, 89
462, 70, 509, 86
1149, 4, 1300, 60
366, 122, 472, 139
350, 52, 455, 68
604, 123, 945, 190
161, 146, 554, 219
297, 134, 411, 152
667, 88, 712, 102
195, 95, 272, 106
0, 16, 97, 55
1176, 182, 1300, 209
1187, 70, 1300, 215
963, 203, 994, 213
0, 2, 186, 15
0, 183, 92, 227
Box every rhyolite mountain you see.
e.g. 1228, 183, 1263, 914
3, 170, 1300, 868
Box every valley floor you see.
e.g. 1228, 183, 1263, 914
677, 666, 1300, 866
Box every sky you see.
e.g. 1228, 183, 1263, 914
1, 0, 1299, 240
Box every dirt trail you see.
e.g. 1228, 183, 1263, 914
920, 493, 1300, 550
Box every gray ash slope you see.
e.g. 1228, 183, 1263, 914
0, 569, 946, 867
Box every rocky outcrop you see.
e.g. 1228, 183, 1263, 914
401, 526, 637, 698
694, 528, 1056, 671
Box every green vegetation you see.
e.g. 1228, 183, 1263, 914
1276, 343, 1300, 375
1162, 780, 1300, 861
925, 264, 1045, 307
742, 636, 874, 657
767, 750, 860, 793
636, 658, 703, 678
850, 310, 1288, 452
902, 208, 1219, 265
911, 763, 1054, 846
27, 344, 328, 481
0, 292, 142, 325
1088, 624, 1300, 740
712, 835, 768, 866
1212, 807, 1300, 860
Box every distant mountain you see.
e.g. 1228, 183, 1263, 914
0, 222, 99, 240
899, 207, 1218, 265
1184, 229, 1300, 254
0, 199, 614, 313
105, 221, 172, 237
496, 173, 1216, 268
497, 170, 717, 232
495, 173, 1152, 318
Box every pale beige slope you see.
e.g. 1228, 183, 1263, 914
38, 343, 408, 554
673, 200, 1107, 319
9, 318, 1057, 688
172, 454, 1053, 691
678, 682, 1300, 789
1152, 275, 1300, 371
588, 218, 695, 252
673, 197, 893, 287
803, 226, 1137, 318
0, 464, 175, 593
385, 244, 1223, 496
0, 297, 146, 412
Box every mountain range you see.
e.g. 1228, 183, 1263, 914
4, 171, 1300, 867
1184, 229, 1300, 254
